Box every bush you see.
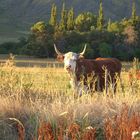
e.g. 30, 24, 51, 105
134, 48, 140, 59
98, 42, 112, 57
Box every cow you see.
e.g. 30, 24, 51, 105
54, 44, 122, 96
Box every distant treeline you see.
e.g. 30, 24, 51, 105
0, 1, 140, 60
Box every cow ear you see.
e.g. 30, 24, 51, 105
57, 55, 64, 62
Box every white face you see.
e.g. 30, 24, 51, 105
63, 52, 78, 73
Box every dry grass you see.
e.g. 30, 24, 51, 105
104, 104, 140, 140
0, 57, 140, 139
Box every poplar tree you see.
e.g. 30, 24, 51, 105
131, 0, 136, 24
49, 4, 57, 27
97, 0, 104, 30
59, 3, 67, 31
67, 8, 74, 31
107, 18, 111, 32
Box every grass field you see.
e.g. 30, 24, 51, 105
0, 56, 140, 140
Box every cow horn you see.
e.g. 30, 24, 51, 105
54, 44, 63, 55
80, 44, 87, 56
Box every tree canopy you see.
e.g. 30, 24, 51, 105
1, 1, 140, 61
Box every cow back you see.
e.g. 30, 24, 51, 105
95, 58, 122, 74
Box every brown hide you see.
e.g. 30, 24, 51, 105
75, 58, 122, 91
95, 58, 122, 75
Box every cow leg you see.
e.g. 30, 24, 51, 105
70, 78, 78, 97
111, 74, 121, 94
104, 69, 109, 95
77, 82, 89, 96
97, 76, 101, 91
70, 79, 89, 97
95, 76, 104, 92
112, 79, 117, 94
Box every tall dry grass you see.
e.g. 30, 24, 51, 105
0, 56, 140, 139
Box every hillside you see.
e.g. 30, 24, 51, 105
0, 0, 140, 43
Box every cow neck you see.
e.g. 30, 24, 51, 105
67, 70, 78, 88
69, 71, 76, 80
66, 66, 77, 82
75, 59, 86, 81
76, 59, 84, 72
67, 59, 83, 84
76, 59, 99, 75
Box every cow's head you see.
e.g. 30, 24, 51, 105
54, 44, 87, 73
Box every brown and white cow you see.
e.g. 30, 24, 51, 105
54, 44, 122, 95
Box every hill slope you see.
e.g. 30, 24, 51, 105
0, 0, 140, 43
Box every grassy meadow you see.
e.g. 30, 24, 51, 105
0, 55, 140, 140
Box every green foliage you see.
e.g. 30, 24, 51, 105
30, 21, 48, 45
0, 37, 27, 54
134, 49, 140, 59
131, 0, 137, 24
67, 8, 75, 31
65, 31, 85, 46
49, 3, 57, 27
0, 42, 18, 54
75, 12, 97, 32
87, 30, 116, 46
107, 21, 123, 33
113, 45, 135, 61
107, 19, 111, 32
59, 3, 67, 31
84, 44, 95, 58
97, 0, 104, 30
98, 42, 112, 57
120, 18, 133, 28
1, 2, 140, 61
25, 22, 54, 57
31, 21, 47, 33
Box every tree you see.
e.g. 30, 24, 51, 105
120, 18, 133, 28
59, 3, 67, 31
123, 25, 138, 47
97, 0, 104, 30
131, 0, 137, 24
107, 21, 123, 33
31, 21, 48, 42
67, 7, 74, 31
31, 21, 47, 32
26, 21, 54, 57
107, 18, 111, 32
134, 48, 140, 59
49, 3, 57, 27
98, 42, 112, 57
75, 12, 97, 32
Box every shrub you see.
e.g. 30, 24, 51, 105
98, 42, 112, 57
